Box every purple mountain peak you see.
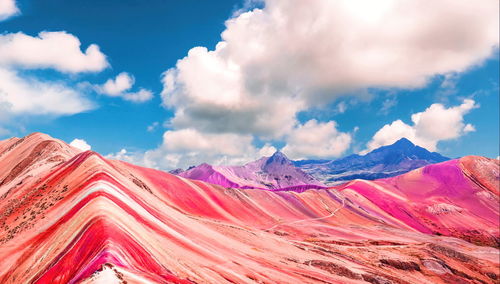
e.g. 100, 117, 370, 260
178, 149, 324, 189
265, 151, 291, 166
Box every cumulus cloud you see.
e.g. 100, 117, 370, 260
98, 72, 134, 96
0, 31, 110, 125
96, 72, 153, 103
0, 0, 18, 21
70, 138, 91, 152
106, 149, 142, 165
161, 48, 303, 138
107, 129, 274, 170
137, 0, 499, 168
161, 0, 498, 139
282, 120, 352, 159
113, 120, 349, 170
122, 89, 153, 103
259, 143, 277, 157
0, 68, 94, 116
0, 31, 108, 73
363, 99, 478, 153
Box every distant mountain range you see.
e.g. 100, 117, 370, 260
295, 138, 450, 184
175, 138, 450, 188
177, 151, 325, 189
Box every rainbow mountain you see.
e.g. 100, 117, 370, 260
0, 133, 498, 283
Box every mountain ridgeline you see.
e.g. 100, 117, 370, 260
295, 138, 450, 184
177, 138, 450, 188
178, 151, 325, 190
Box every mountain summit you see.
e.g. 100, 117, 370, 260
179, 151, 324, 189
392, 137, 415, 148
367, 138, 449, 164
295, 138, 450, 184
265, 151, 291, 166
177, 139, 450, 188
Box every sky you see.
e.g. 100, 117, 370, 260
0, 0, 498, 170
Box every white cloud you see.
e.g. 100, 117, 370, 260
0, 31, 107, 123
463, 123, 475, 133
363, 99, 478, 153
107, 128, 273, 170
162, 129, 254, 155
0, 0, 18, 21
161, 0, 498, 140
98, 72, 134, 96
0, 31, 108, 73
122, 89, 153, 103
70, 138, 91, 152
0, 68, 94, 116
106, 149, 143, 165
259, 143, 277, 157
96, 72, 153, 103
161, 48, 303, 138
149, 0, 499, 167
282, 120, 352, 159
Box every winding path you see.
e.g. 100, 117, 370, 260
266, 197, 345, 231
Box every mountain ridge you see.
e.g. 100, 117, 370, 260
296, 138, 450, 184
0, 132, 498, 283
176, 138, 450, 188
178, 150, 325, 189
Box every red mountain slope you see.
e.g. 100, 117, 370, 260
0, 133, 498, 283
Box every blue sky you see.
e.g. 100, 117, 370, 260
0, 0, 239, 151
0, 0, 498, 169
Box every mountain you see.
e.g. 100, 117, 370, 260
295, 138, 450, 184
179, 151, 325, 189
176, 139, 449, 188
333, 155, 500, 246
0, 133, 498, 283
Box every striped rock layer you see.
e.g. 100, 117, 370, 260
0, 133, 498, 283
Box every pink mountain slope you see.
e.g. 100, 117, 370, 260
179, 151, 325, 189
0, 133, 498, 283
334, 156, 500, 247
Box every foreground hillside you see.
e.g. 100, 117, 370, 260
0, 133, 498, 283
